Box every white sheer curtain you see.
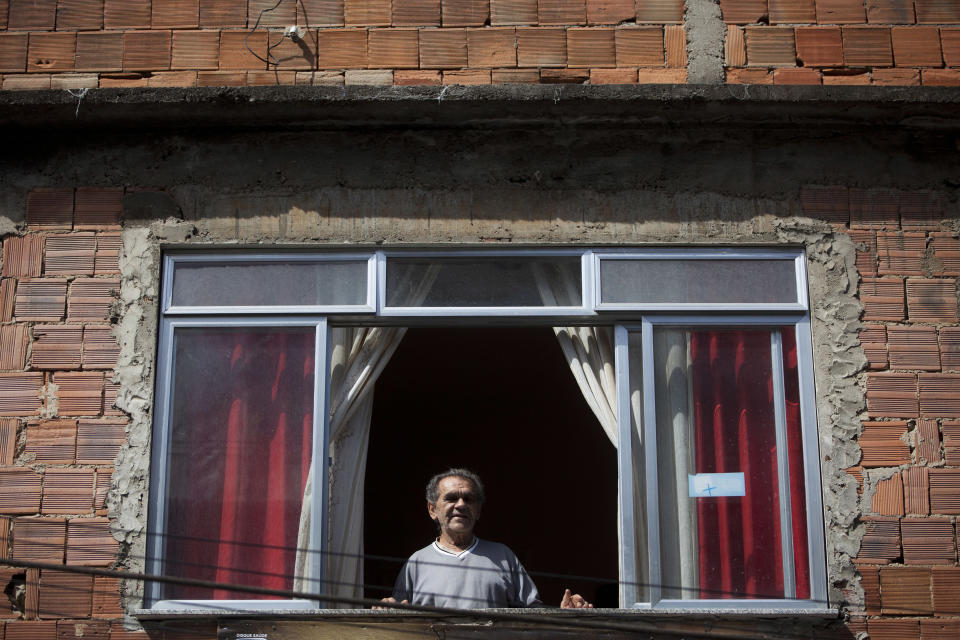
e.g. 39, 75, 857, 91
294, 327, 407, 600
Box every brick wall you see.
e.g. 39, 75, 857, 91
801, 185, 960, 640
722, 0, 960, 85
0, 189, 147, 640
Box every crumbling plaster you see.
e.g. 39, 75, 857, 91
2, 117, 956, 620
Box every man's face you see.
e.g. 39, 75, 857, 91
428, 476, 482, 538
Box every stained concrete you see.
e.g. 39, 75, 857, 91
0, 95, 957, 620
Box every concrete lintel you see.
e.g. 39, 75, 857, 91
0, 85, 958, 132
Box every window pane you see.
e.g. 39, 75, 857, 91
161, 327, 315, 600
171, 260, 368, 307
385, 257, 582, 307
599, 259, 798, 305
653, 328, 803, 600
626, 331, 649, 604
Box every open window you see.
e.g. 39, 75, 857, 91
146, 248, 825, 611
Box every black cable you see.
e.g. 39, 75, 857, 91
0, 557, 838, 640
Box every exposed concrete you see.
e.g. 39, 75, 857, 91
685, 0, 726, 85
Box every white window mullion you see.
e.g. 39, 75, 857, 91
770, 329, 796, 599
614, 325, 637, 606
641, 318, 661, 607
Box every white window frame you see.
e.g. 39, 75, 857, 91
147, 246, 824, 611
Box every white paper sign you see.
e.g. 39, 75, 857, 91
688, 472, 746, 498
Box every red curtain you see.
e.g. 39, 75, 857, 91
690, 329, 809, 600
164, 328, 314, 600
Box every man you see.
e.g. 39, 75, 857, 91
379, 468, 593, 609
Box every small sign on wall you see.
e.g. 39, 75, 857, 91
688, 472, 746, 498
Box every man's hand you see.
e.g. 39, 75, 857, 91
372, 596, 408, 610
560, 588, 593, 609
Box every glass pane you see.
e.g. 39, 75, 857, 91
626, 331, 649, 604
161, 326, 315, 600
385, 257, 582, 307
599, 259, 798, 305
654, 329, 794, 600
171, 260, 368, 307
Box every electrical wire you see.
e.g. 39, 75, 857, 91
0, 557, 841, 640
244, 0, 311, 69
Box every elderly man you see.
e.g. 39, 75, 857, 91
379, 468, 593, 609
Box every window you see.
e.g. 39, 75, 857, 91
147, 248, 825, 610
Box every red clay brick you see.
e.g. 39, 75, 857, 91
726, 25, 746, 66
586, 0, 631, 24
858, 516, 901, 563
6, 621, 59, 640
664, 25, 685, 67
942, 327, 960, 371
41, 469, 94, 516
8, 0, 56, 30
43, 234, 94, 277
617, 27, 663, 66
795, 26, 842, 66
76, 418, 126, 464
25, 419, 76, 463
917, 418, 942, 464
219, 30, 268, 69
635, 0, 683, 22
942, 28, 960, 66
368, 29, 420, 68
944, 420, 960, 465
0, 418, 16, 464
746, 27, 797, 66
0, 467, 42, 513
15, 279, 67, 322
467, 27, 516, 67
12, 518, 66, 562
442, 68, 491, 84
55, 0, 104, 30
540, 67, 589, 82
32, 325, 83, 370
55, 372, 103, 417
872, 474, 905, 515
866, 373, 917, 417
317, 29, 367, 68
268, 30, 318, 69
541, 0, 586, 24
3, 74, 52, 90
345, 0, 391, 25
861, 276, 905, 322
394, 69, 441, 84
66, 517, 116, 566
861, 323, 887, 368
773, 67, 821, 83
873, 67, 920, 84
892, 26, 943, 66
568, 27, 616, 67
68, 278, 118, 322
823, 69, 870, 83
843, 26, 893, 66
91, 576, 123, 617
902, 467, 931, 517
636, 68, 685, 82
907, 278, 958, 323
2, 236, 43, 278
200, 0, 248, 27
590, 67, 637, 83
866, 0, 915, 23
198, 70, 245, 86
923, 68, 960, 85
153, 0, 200, 28
931, 566, 960, 615
915, 0, 960, 23
93, 233, 121, 275
850, 188, 899, 228
860, 420, 911, 465
815, 0, 864, 23
800, 184, 848, 222
769, 0, 817, 23
442, 0, 489, 26
888, 325, 941, 370
75, 187, 122, 230
868, 618, 920, 640
921, 618, 960, 639
75, 32, 122, 72
902, 516, 954, 563
720, 0, 768, 23
880, 566, 932, 614
492, 67, 540, 82
490, 0, 537, 25
920, 373, 960, 417
0, 33, 28, 73
249, 0, 296, 26
930, 468, 960, 514
901, 191, 943, 229
726, 67, 772, 82
0, 373, 43, 417
517, 27, 566, 67
172, 30, 220, 70
38, 570, 92, 619
419, 28, 467, 68
104, 0, 151, 29
147, 70, 197, 87
123, 31, 172, 71
394, 0, 441, 24
27, 189, 73, 230
858, 564, 882, 612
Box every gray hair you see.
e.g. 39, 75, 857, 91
425, 468, 486, 506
